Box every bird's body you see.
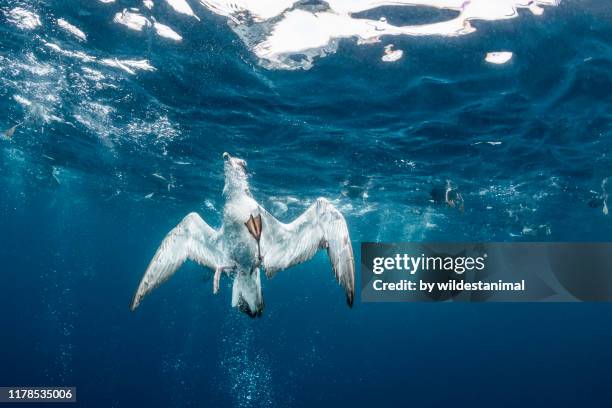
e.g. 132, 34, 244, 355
131, 153, 355, 317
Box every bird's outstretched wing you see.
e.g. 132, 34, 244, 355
131, 212, 224, 310
259, 198, 355, 307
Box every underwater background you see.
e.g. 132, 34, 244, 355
1, 0, 612, 406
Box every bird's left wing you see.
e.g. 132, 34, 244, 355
259, 198, 355, 307
131, 212, 224, 310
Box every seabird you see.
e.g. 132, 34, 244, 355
131, 152, 355, 317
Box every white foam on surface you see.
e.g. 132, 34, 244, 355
382, 44, 403, 62
6, 7, 41, 30
485, 51, 513, 64
113, 9, 183, 42
1, 53, 65, 124
195, 0, 560, 69
154, 21, 182, 41
143, 0, 154, 9
113, 9, 150, 31
99, 58, 156, 74
57, 18, 87, 41
165, 0, 200, 20
44, 42, 97, 62
2, 43, 177, 150
43, 41, 155, 75
199, 0, 297, 21
81, 67, 106, 82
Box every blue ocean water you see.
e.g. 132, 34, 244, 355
1, 0, 612, 406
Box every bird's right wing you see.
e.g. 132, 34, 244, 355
131, 212, 224, 310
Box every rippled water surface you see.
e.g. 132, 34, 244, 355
1, 0, 612, 406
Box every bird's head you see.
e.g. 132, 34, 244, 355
222, 152, 250, 197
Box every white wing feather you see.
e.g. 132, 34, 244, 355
131, 212, 223, 310
260, 198, 355, 307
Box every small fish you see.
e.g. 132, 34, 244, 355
4, 122, 22, 138
473, 141, 502, 146
603, 178, 609, 215
151, 173, 167, 181
445, 180, 465, 212
167, 175, 176, 191
51, 166, 61, 185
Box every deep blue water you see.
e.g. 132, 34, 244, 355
1, 0, 612, 406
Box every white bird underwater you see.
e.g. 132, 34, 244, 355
131, 152, 355, 317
